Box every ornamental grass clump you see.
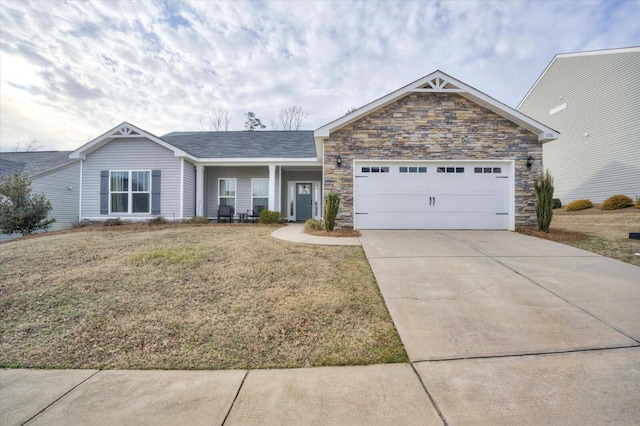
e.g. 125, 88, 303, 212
566, 199, 593, 211
304, 218, 323, 231
601, 194, 633, 210
324, 192, 340, 231
534, 170, 554, 232
636, 198, 640, 209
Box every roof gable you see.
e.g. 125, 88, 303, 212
517, 47, 640, 109
315, 70, 559, 142
69, 122, 188, 160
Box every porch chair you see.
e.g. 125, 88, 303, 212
217, 205, 234, 223
247, 206, 264, 223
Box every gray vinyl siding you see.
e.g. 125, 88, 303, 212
1, 162, 80, 242
518, 50, 640, 204
203, 166, 281, 218
183, 160, 196, 218
81, 138, 182, 218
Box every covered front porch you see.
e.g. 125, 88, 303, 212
194, 164, 322, 222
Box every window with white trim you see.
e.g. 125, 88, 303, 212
110, 170, 150, 213
218, 178, 236, 211
251, 178, 268, 211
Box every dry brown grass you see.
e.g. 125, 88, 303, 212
519, 207, 640, 266
0, 224, 407, 370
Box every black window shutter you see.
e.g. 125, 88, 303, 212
151, 170, 161, 214
100, 171, 109, 214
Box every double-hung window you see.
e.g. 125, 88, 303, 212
110, 170, 151, 213
251, 178, 268, 210
219, 178, 236, 211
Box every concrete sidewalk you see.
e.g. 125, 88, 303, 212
271, 223, 361, 245
1, 364, 441, 426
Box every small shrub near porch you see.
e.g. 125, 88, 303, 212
259, 209, 284, 224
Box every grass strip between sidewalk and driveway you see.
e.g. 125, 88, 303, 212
0, 224, 407, 370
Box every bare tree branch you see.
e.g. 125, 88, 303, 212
12, 140, 42, 152
277, 106, 309, 130
201, 106, 232, 131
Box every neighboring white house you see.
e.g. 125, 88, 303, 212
517, 47, 640, 204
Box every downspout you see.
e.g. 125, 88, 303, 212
78, 159, 83, 221
179, 158, 184, 219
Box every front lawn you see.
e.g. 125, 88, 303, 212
0, 224, 407, 369
518, 207, 640, 266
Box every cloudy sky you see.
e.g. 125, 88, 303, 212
1, 0, 638, 151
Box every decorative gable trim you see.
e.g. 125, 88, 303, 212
314, 70, 559, 142
411, 75, 464, 92
69, 122, 191, 160
112, 124, 144, 137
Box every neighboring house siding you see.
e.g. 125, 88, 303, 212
81, 138, 182, 218
518, 50, 640, 204
183, 161, 196, 218
203, 166, 281, 217
1, 162, 80, 242
324, 92, 540, 228
32, 162, 81, 230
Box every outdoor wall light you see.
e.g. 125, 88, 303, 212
526, 156, 534, 169
336, 155, 342, 167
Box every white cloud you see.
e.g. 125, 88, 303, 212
0, 0, 638, 151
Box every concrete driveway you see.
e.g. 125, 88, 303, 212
360, 230, 640, 424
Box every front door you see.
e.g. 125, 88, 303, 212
296, 183, 312, 221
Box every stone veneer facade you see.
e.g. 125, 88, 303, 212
323, 92, 542, 229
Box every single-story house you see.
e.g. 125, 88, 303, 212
1, 70, 558, 238
517, 47, 640, 204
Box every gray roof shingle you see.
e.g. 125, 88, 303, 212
0, 151, 75, 177
161, 131, 317, 159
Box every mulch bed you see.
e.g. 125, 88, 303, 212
516, 226, 589, 242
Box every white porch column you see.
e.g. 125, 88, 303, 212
268, 164, 276, 211
196, 164, 204, 216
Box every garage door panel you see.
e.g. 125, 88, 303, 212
354, 162, 511, 230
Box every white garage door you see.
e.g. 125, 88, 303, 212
354, 161, 512, 230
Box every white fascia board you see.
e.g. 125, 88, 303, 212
195, 158, 320, 167
556, 46, 639, 59
451, 79, 558, 140
517, 56, 558, 110
69, 122, 187, 159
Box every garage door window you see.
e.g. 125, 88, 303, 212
475, 167, 502, 174
361, 167, 389, 173
437, 167, 464, 173
399, 167, 427, 173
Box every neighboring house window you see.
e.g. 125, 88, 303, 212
110, 171, 151, 213
252, 178, 268, 210
219, 178, 236, 211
